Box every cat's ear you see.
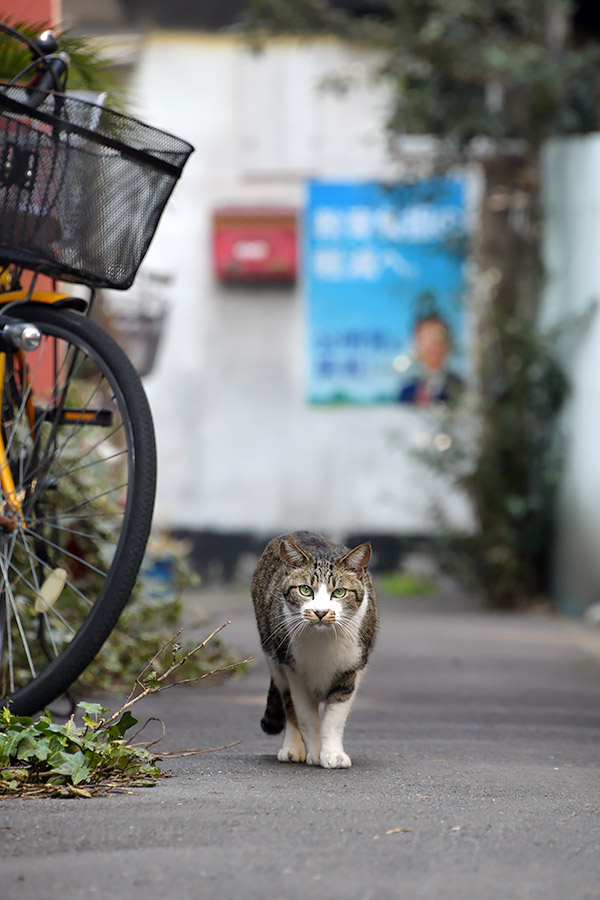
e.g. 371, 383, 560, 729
280, 540, 311, 570
338, 543, 371, 576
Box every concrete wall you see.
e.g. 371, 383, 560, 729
542, 136, 600, 613
111, 34, 473, 544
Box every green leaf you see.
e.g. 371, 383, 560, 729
15, 733, 39, 761
0, 766, 27, 781
35, 738, 52, 762
34, 714, 55, 734
77, 702, 109, 720
4, 731, 26, 758
47, 748, 67, 768
1, 712, 33, 728
108, 711, 138, 739
46, 774, 66, 785
50, 750, 91, 786
44, 723, 84, 748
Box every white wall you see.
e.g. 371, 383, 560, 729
118, 34, 473, 539
542, 136, 600, 613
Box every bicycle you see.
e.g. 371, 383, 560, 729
0, 23, 193, 715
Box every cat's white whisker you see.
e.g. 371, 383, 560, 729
333, 616, 354, 639
271, 615, 308, 654
265, 620, 292, 645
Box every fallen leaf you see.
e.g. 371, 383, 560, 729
67, 785, 92, 799
386, 828, 413, 835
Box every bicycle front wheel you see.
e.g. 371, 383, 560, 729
0, 304, 156, 714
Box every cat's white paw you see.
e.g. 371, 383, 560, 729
305, 750, 321, 766
277, 744, 306, 764
320, 750, 352, 769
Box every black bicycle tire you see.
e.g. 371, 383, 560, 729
1, 304, 157, 714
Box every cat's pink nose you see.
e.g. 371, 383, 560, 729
314, 610, 329, 620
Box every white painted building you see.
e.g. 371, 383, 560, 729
109, 33, 473, 553
99, 30, 600, 611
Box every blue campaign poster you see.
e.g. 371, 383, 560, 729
304, 178, 469, 405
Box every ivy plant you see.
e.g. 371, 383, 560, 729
0, 703, 159, 798
1, 626, 251, 798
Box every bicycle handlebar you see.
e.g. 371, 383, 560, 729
0, 21, 70, 107
32, 29, 59, 56
25, 52, 70, 106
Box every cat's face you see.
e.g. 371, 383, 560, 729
279, 540, 371, 629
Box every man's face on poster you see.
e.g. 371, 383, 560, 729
415, 317, 450, 372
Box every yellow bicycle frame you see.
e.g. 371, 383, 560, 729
0, 288, 73, 529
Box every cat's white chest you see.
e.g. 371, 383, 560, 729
290, 627, 361, 696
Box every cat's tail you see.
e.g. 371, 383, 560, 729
260, 679, 285, 734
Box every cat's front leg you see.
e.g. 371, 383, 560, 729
265, 663, 307, 763
284, 668, 321, 765
278, 729, 306, 763
277, 699, 306, 763
320, 671, 362, 768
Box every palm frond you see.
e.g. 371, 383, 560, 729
0, 19, 128, 109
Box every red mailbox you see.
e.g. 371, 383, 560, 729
212, 206, 298, 284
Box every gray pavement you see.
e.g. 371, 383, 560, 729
1, 585, 600, 900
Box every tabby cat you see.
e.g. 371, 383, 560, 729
251, 531, 378, 769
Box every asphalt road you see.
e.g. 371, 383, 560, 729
1, 587, 600, 900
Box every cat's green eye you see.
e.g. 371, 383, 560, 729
298, 585, 313, 597
332, 588, 347, 599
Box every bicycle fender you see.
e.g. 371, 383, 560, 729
0, 290, 88, 312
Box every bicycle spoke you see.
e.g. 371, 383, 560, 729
25, 518, 120, 548
29, 481, 130, 523
46, 427, 127, 488
21, 525, 109, 579
3, 554, 78, 634
26, 509, 126, 526
52, 446, 128, 482
41, 609, 61, 660
1, 306, 156, 713
0, 550, 37, 680
6, 543, 94, 612
1, 347, 48, 461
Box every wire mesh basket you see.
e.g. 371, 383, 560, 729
0, 86, 193, 290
